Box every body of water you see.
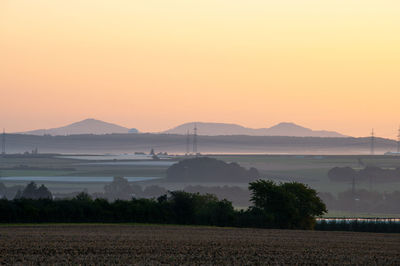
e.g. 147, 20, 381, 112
59, 154, 175, 161
317, 218, 400, 224
0, 176, 162, 183
80, 161, 177, 166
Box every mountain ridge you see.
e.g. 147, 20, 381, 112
20, 119, 347, 137
164, 122, 348, 138
21, 118, 138, 136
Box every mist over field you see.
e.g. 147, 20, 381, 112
3, 133, 398, 155
2, 0, 400, 263
3, 119, 400, 217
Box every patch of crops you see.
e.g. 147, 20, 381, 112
316, 218, 400, 233
0, 225, 399, 264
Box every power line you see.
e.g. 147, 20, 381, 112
351, 173, 356, 214
370, 128, 374, 155
193, 123, 198, 155
1, 129, 5, 155
186, 130, 190, 155
397, 125, 400, 153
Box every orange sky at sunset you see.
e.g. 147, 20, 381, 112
1, 1, 399, 138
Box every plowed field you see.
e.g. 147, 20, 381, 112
0, 225, 399, 265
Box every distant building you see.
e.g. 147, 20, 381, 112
384, 152, 400, 156
128, 128, 139, 133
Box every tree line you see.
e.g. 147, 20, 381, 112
0, 180, 326, 230
319, 189, 400, 214
328, 166, 400, 183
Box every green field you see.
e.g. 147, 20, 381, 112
324, 210, 400, 218
0, 155, 170, 193
0, 156, 168, 178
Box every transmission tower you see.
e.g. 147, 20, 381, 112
370, 128, 375, 155
193, 123, 198, 155
1, 129, 5, 155
351, 173, 356, 214
185, 130, 190, 155
397, 125, 400, 153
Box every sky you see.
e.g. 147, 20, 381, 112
1, 0, 399, 138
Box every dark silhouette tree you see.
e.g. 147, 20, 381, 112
249, 180, 326, 229
167, 157, 260, 182
18, 182, 52, 200
328, 167, 357, 182
74, 192, 92, 202
21, 182, 38, 199
104, 177, 135, 200
37, 185, 52, 199
14, 189, 22, 199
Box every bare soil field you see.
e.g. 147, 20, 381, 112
0, 225, 399, 265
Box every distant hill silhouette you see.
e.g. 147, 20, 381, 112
4, 133, 396, 154
164, 122, 347, 138
20, 119, 347, 137
21, 118, 138, 136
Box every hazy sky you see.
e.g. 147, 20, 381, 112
1, 1, 399, 138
